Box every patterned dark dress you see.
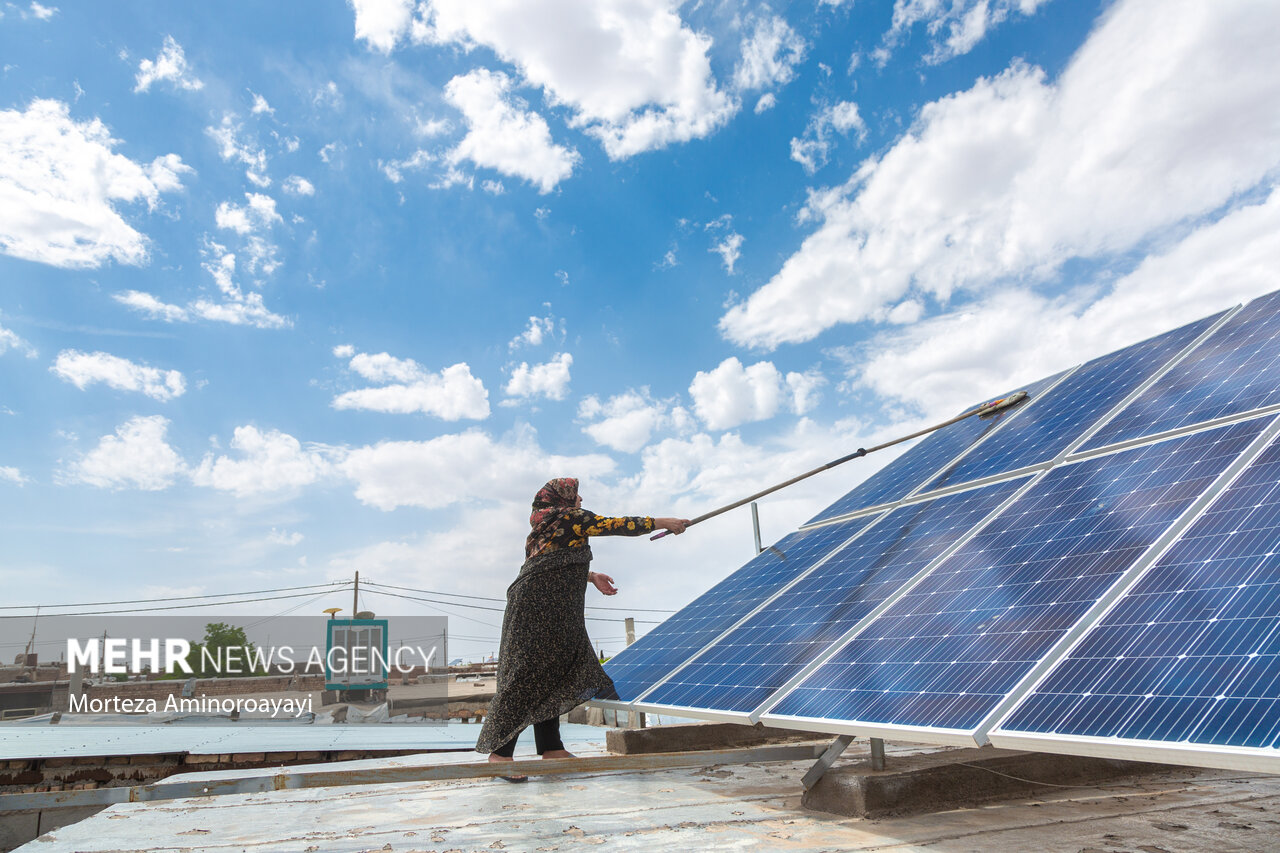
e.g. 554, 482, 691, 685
475, 478, 654, 754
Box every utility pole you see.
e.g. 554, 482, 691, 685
353, 571, 359, 619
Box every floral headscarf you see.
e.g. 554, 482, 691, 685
526, 477, 579, 558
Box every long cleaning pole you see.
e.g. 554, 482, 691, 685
652, 391, 1028, 540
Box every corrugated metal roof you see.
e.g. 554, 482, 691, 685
18, 749, 1280, 852
0, 721, 605, 760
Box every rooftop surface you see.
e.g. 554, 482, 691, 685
0, 719, 602, 761
16, 741, 1280, 852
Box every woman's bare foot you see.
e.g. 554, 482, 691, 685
488, 753, 526, 782
541, 749, 576, 759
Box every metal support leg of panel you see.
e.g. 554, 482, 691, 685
801, 734, 854, 790
869, 737, 885, 771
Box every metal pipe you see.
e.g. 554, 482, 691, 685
751, 502, 763, 555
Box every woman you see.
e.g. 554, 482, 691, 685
475, 477, 689, 776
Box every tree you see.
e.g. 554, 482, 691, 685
183, 622, 265, 678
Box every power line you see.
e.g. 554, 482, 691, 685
0, 590, 351, 620
361, 580, 675, 613
359, 589, 501, 630
0, 582, 350, 612
358, 588, 661, 626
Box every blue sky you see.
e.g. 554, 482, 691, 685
3, 0, 1279, 661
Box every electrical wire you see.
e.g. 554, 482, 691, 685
0, 590, 352, 620
360, 584, 661, 624
361, 580, 675, 613
358, 588, 501, 630
0, 581, 351, 612
242, 590, 338, 630
359, 587, 661, 627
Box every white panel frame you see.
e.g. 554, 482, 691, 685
989, 729, 1280, 774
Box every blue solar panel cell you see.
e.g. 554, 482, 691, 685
601, 515, 877, 702
922, 313, 1223, 491
641, 477, 1029, 714
767, 418, 1269, 733
998, 425, 1280, 750
1084, 290, 1280, 450
807, 373, 1066, 525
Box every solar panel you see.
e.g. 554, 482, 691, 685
992, 419, 1280, 769
596, 288, 1280, 772
636, 476, 1029, 717
806, 372, 1066, 525
1084, 290, 1280, 451
762, 418, 1271, 741
919, 313, 1225, 492
600, 515, 878, 703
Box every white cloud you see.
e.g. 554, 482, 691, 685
481, 179, 505, 195
786, 369, 825, 415
504, 352, 573, 401
843, 186, 1280, 419
68, 415, 185, 491
416, 117, 452, 138
789, 100, 865, 174
112, 290, 190, 323
577, 389, 691, 453
350, 0, 415, 53
313, 81, 343, 110
754, 93, 777, 114
51, 350, 186, 401
508, 312, 558, 349
333, 344, 355, 358
349, 351, 426, 383
250, 92, 274, 115
190, 239, 289, 329
734, 14, 806, 91
689, 357, 784, 431
268, 528, 304, 546
339, 425, 615, 511
282, 175, 315, 196
206, 113, 270, 186
0, 323, 36, 358
0, 466, 29, 485
711, 231, 744, 273
0, 99, 190, 268
723, 0, 1280, 349
118, 275, 287, 329
410, 0, 736, 160
334, 349, 491, 419
381, 150, 434, 184
134, 36, 203, 93
192, 426, 331, 497
28, 3, 56, 20
443, 68, 578, 194
215, 192, 282, 236
885, 0, 1050, 65
191, 295, 289, 328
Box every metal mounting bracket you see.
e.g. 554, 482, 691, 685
801, 734, 854, 789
